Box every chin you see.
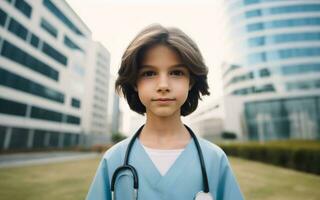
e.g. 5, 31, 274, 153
150, 108, 180, 118
155, 113, 174, 118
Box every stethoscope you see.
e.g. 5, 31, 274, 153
111, 124, 214, 200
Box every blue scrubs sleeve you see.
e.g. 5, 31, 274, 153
86, 159, 111, 200
217, 153, 244, 200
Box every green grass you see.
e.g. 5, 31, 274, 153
0, 156, 319, 200
0, 158, 100, 200
231, 157, 320, 200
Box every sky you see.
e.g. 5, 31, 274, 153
65, 0, 230, 133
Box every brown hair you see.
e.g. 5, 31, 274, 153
115, 24, 210, 116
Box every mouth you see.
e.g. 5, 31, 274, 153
153, 98, 176, 101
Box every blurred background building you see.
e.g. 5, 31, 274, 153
0, 0, 117, 151
82, 41, 111, 146
222, 0, 320, 141
188, 98, 225, 141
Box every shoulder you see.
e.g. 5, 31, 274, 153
102, 137, 131, 161
198, 137, 228, 162
198, 138, 225, 155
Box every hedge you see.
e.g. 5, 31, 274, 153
218, 140, 320, 175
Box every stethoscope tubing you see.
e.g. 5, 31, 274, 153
110, 124, 210, 199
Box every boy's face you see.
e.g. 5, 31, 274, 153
136, 44, 191, 118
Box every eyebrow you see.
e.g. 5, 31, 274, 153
139, 64, 187, 70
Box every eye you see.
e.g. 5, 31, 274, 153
140, 70, 156, 77
170, 70, 185, 76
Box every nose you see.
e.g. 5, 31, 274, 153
157, 73, 170, 93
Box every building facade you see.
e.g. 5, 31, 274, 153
0, 0, 113, 150
188, 99, 225, 141
110, 77, 120, 135
83, 41, 111, 145
223, 0, 320, 141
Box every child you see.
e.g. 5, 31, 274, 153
86, 24, 244, 200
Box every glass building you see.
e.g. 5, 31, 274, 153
0, 0, 112, 151
222, 0, 320, 140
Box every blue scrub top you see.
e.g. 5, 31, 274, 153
86, 137, 244, 200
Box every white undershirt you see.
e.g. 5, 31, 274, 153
142, 144, 184, 176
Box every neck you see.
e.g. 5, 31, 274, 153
139, 110, 191, 149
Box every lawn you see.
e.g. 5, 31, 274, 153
231, 157, 320, 200
0, 156, 319, 200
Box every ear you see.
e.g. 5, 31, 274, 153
134, 85, 138, 92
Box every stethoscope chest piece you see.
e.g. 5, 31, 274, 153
194, 191, 214, 200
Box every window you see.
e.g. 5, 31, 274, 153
232, 84, 275, 95
64, 35, 83, 52
42, 42, 67, 66
1, 40, 59, 81
247, 23, 264, 32
287, 79, 320, 91
246, 9, 261, 18
272, 18, 320, 28
232, 87, 252, 95
273, 32, 320, 43
259, 68, 271, 77
244, 100, 287, 140
33, 130, 46, 148
228, 0, 261, 11
269, 4, 320, 15
248, 52, 266, 64
14, 0, 32, 18
31, 106, 63, 122
66, 115, 81, 125
254, 84, 275, 93
71, 98, 81, 108
30, 106, 82, 125
247, 17, 320, 32
48, 131, 59, 147
40, 18, 57, 38
0, 67, 64, 103
276, 48, 320, 60
0, 97, 27, 116
244, 0, 260, 5
0, 8, 7, 27
223, 64, 241, 77
43, 0, 84, 36
248, 32, 320, 47
63, 133, 75, 147
281, 63, 320, 75
30, 33, 40, 48
0, 126, 6, 149
248, 47, 320, 64
8, 18, 28, 41
248, 36, 265, 47
9, 128, 29, 149
74, 134, 80, 145
243, 4, 320, 20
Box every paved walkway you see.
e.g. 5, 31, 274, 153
0, 151, 100, 168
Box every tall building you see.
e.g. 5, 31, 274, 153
83, 41, 111, 145
222, 0, 320, 140
104, 75, 121, 136
0, 0, 114, 150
